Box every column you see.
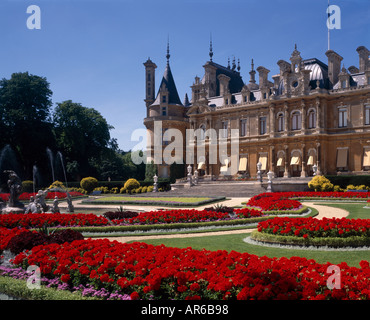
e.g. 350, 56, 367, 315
284, 103, 289, 133
300, 143, 307, 177
316, 98, 321, 132
284, 144, 289, 178
316, 142, 322, 175
270, 145, 276, 177
301, 100, 306, 131
269, 104, 275, 137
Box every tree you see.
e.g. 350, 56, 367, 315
0, 72, 55, 180
53, 100, 112, 178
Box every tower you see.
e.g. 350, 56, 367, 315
143, 58, 157, 113
143, 41, 188, 178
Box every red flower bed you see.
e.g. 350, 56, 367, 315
257, 216, 370, 238
115, 208, 263, 225
0, 227, 30, 254
247, 193, 302, 211
0, 213, 109, 229
10, 239, 370, 300
0, 191, 84, 202
272, 191, 370, 199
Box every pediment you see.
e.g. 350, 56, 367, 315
186, 104, 211, 115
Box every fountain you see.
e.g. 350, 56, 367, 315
1, 170, 25, 214
46, 148, 55, 183
57, 151, 68, 188
32, 165, 38, 194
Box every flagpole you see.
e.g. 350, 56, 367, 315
328, 0, 330, 50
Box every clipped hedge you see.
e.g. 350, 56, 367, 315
250, 229, 370, 248
0, 276, 96, 300
325, 175, 370, 189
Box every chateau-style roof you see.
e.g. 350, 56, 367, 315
152, 62, 183, 106
202, 61, 244, 96
277, 58, 330, 95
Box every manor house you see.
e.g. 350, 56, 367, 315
143, 43, 370, 179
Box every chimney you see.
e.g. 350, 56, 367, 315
217, 74, 231, 96
256, 66, 270, 88
356, 46, 370, 72
325, 50, 343, 87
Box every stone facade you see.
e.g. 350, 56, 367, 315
144, 44, 370, 179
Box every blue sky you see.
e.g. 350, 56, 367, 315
0, 0, 369, 151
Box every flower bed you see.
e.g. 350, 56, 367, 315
5, 239, 370, 300
0, 208, 264, 231
117, 208, 263, 225
0, 213, 109, 229
271, 191, 370, 200
0, 191, 85, 202
251, 216, 370, 247
246, 193, 303, 211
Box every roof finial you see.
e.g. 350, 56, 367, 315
227, 57, 230, 69
209, 33, 213, 62
232, 56, 236, 71
295, 43, 297, 50
166, 35, 170, 64
251, 58, 254, 71
237, 58, 241, 72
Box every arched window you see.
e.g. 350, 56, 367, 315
291, 111, 301, 130
308, 110, 316, 129
277, 113, 284, 132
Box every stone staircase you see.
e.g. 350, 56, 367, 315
140, 181, 267, 198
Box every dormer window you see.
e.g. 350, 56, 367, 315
341, 80, 347, 89
162, 95, 167, 103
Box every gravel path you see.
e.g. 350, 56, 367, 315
93, 199, 350, 244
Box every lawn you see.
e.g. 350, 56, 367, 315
138, 232, 370, 267
131, 202, 370, 268
311, 202, 370, 219
82, 195, 226, 207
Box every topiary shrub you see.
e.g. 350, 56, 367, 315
49, 180, 66, 190
308, 175, 334, 192
80, 177, 98, 194
123, 179, 140, 194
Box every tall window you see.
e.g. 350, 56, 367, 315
291, 111, 301, 130
338, 108, 348, 128
277, 113, 284, 132
221, 121, 228, 138
162, 106, 167, 116
240, 119, 247, 137
365, 106, 370, 125
259, 117, 267, 135
199, 124, 206, 140
308, 110, 316, 129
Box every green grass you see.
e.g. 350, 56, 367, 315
97, 196, 213, 203
311, 202, 370, 219
137, 233, 370, 267
82, 195, 226, 207
130, 203, 370, 267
